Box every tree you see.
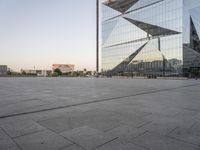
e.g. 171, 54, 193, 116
7, 71, 11, 75
22, 71, 26, 75
53, 68, 62, 76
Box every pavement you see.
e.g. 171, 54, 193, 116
0, 77, 200, 150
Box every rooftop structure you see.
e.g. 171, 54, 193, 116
52, 64, 75, 73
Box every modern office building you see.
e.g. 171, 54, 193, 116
52, 64, 75, 73
101, 0, 200, 77
0, 65, 7, 75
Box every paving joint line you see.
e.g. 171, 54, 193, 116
165, 126, 179, 136
137, 121, 153, 129
131, 130, 148, 140
92, 137, 119, 150
0, 83, 200, 119
129, 133, 151, 150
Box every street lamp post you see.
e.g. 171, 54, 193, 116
96, 0, 99, 77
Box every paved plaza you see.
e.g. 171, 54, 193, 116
0, 77, 200, 150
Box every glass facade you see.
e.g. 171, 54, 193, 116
101, 0, 200, 77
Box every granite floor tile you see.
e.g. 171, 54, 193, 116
95, 139, 148, 150
0, 119, 45, 138
106, 125, 146, 141
167, 127, 200, 146
38, 116, 83, 133
131, 132, 200, 150
61, 144, 85, 150
14, 130, 72, 150
60, 126, 117, 150
0, 128, 20, 150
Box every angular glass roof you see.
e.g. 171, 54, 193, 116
123, 17, 180, 37
103, 0, 139, 13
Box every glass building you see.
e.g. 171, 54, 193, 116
101, 0, 200, 77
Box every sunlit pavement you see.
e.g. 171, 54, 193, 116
0, 77, 200, 150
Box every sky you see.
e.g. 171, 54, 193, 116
0, 0, 97, 71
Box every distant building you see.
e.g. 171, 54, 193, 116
21, 69, 52, 77
52, 64, 75, 73
38, 70, 52, 77
0, 65, 7, 75
21, 69, 36, 75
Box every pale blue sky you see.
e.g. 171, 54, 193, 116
0, 0, 97, 71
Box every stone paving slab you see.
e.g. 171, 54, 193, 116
0, 119, 45, 138
39, 108, 124, 133
14, 130, 72, 150
0, 78, 199, 117
60, 126, 117, 150
144, 113, 197, 129
38, 116, 84, 133
74, 108, 123, 132
106, 125, 146, 142
95, 101, 152, 128
0, 128, 20, 150
0, 78, 200, 150
167, 127, 200, 146
29, 106, 79, 122
95, 139, 148, 150
131, 132, 200, 150
0, 99, 47, 117
190, 122, 200, 134
61, 144, 85, 150
139, 121, 178, 135
0, 115, 28, 125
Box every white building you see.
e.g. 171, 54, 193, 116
21, 69, 52, 77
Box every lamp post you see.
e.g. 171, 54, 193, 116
96, 0, 99, 77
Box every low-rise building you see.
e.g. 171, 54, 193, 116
52, 64, 75, 73
0, 65, 7, 75
36, 70, 52, 77
21, 69, 52, 77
